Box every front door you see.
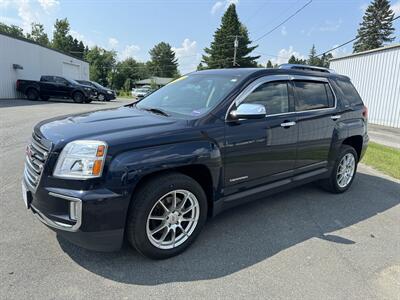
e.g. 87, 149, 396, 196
224, 77, 298, 191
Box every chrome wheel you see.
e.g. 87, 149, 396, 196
336, 153, 356, 188
146, 189, 200, 250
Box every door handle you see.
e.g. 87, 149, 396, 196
331, 115, 341, 120
280, 121, 296, 128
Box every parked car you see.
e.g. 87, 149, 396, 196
16, 76, 97, 103
131, 86, 151, 99
22, 65, 368, 259
76, 80, 116, 101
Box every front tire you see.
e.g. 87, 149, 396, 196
98, 93, 106, 101
126, 172, 207, 259
72, 92, 84, 103
320, 145, 358, 193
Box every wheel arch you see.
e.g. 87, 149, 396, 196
342, 135, 363, 160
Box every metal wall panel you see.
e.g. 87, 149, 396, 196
0, 34, 89, 99
330, 45, 400, 128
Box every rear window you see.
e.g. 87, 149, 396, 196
333, 79, 363, 107
294, 81, 335, 111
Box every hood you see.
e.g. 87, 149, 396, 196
35, 106, 183, 150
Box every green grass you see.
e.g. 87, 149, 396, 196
362, 142, 400, 179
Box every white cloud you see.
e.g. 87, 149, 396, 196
281, 26, 287, 36
0, 0, 12, 8
270, 46, 305, 66
16, 0, 39, 31
37, 0, 59, 12
211, 0, 238, 14
172, 38, 201, 74
392, 1, 400, 16
119, 44, 141, 60
108, 37, 119, 49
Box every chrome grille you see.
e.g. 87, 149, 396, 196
24, 133, 51, 190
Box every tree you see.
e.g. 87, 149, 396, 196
112, 58, 150, 90
26, 23, 49, 46
266, 60, 273, 68
0, 22, 24, 38
52, 18, 71, 52
201, 3, 259, 69
307, 44, 320, 66
85, 46, 116, 87
288, 55, 306, 65
148, 42, 179, 77
353, 0, 395, 53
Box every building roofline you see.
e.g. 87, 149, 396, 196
330, 44, 400, 61
0, 31, 88, 63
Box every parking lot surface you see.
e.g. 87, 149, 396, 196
1, 99, 400, 299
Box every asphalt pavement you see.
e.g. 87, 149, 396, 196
1, 98, 399, 299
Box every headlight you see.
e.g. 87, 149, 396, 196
107, 90, 112, 94
53, 140, 107, 179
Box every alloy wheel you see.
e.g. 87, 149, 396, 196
146, 189, 200, 250
336, 153, 356, 188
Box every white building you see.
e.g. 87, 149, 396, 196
0, 32, 89, 99
330, 44, 400, 128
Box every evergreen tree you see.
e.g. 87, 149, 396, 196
307, 44, 320, 66
266, 60, 273, 68
26, 23, 49, 46
288, 55, 306, 65
148, 42, 179, 77
202, 4, 259, 69
353, 0, 395, 53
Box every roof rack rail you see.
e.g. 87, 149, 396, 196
278, 64, 336, 74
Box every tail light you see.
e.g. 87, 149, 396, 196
362, 105, 368, 119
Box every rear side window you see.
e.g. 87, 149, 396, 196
334, 79, 363, 107
294, 81, 334, 111
242, 81, 289, 115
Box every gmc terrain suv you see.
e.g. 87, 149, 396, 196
22, 65, 368, 259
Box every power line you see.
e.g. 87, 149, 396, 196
316, 15, 400, 57
252, 0, 312, 43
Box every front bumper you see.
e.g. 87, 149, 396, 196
22, 179, 128, 251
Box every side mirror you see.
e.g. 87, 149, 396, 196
230, 103, 266, 120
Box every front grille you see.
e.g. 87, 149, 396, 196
24, 133, 51, 191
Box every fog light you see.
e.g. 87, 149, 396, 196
70, 201, 79, 221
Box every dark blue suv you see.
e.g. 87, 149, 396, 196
22, 65, 369, 259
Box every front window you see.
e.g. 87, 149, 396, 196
136, 74, 242, 118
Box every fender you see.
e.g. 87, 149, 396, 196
107, 139, 223, 200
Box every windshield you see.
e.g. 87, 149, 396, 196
91, 81, 106, 89
65, 78, 80, 85
136, 74, 241, 118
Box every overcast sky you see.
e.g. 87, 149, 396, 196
1, 0, 399, 73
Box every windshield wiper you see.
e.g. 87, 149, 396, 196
141, 107, 170, 117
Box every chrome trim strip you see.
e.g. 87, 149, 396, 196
225, 75, 338, 121
32, 192, 82, 232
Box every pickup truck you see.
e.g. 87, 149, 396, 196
16, 76, 97, 103
22, 65, 368, 259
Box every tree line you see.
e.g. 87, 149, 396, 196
1, 0, 396, 91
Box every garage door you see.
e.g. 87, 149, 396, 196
62, 62, 80, 79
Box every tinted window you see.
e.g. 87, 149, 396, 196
294, 81, 334, 111
242, 81, 289, 115
55, 77, 68, 84
334, 79, 363, 107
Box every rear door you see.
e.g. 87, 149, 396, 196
292, 76, 339, 173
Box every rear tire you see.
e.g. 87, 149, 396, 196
26, 88, 39, 101
320, 145, 358, 193
126, 172, 207, 259
72, 92, 84, 103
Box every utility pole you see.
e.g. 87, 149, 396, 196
233, 35, 239, 67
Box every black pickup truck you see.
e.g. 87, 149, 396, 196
22, 65, 368, 259
16, 76, 97, 103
